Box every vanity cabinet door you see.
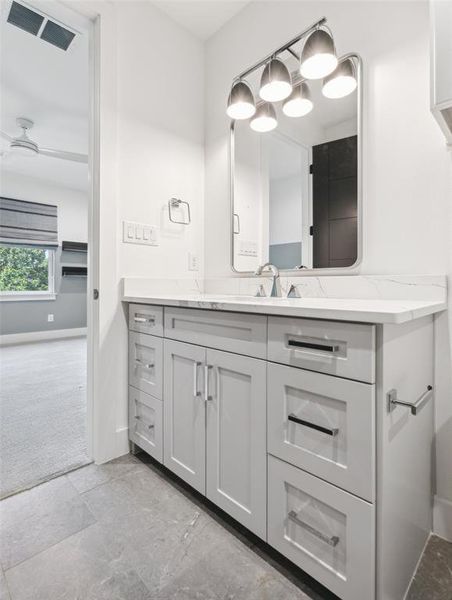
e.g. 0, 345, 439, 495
206, 349, 267, 539
163, 339, 206, 494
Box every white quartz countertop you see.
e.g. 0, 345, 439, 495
122, 293, 446, 324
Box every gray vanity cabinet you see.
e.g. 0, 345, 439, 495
163, 339, 206, 494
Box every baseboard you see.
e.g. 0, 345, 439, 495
433, 495, 452, 542
0, 327, 87, 346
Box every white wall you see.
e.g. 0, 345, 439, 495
116, 1, 204, 281
1, 170, 88, 243
205, 0, 452, 537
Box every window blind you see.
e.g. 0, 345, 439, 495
0, 197, 58, 247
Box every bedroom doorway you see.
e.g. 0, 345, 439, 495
0, 0, 94, 497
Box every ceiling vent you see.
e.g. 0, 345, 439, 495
7, 1, 43, 36
6, 1, 77, 51
40, 20, 75, 50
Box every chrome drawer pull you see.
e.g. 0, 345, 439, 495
387, 385, 433, 416
135, 359, 154, 369
288, 339, 339, 353
134, 416, 154, 430
288, 414, 339, 437
288, 510, 340, 547
204, 364, 213, 402
193, 361, 202, 397
134, 316, 156, 324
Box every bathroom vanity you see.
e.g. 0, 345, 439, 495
123, 291, 445, 600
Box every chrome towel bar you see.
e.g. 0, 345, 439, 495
387, 385, 433, 416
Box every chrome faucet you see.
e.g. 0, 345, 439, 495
255, 262, 282, 297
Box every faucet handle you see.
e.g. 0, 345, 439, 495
287, 284, 301, 298
255, 284, 266, 297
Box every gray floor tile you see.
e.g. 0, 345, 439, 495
0, 569, 11, 600
82, 462, 309, 599
407, 535, 452, 600
0, 475, 95, 570
66, 453, 142, 494
5, 523, 151, 600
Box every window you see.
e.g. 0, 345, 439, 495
0, 245, 56, 300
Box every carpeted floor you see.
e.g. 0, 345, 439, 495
0, 337, 90, 499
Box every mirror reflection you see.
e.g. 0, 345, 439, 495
232, 54, 360, 272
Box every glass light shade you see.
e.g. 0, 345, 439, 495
250, 102, 277, 133
322, 58, 357, 98
282, 82, 313, 117
259, 58, 292, 102
300, 29, 338, 80
227, 81, 256, 120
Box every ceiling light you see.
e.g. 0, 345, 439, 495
259, 58, 292, 102
226, 81, 256, 120
322, 58, 357, 99
282, 82, 313, 117
300, 29, 338, 80
250, 103, 277, 133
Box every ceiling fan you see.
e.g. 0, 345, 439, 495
0, 117, 88, 164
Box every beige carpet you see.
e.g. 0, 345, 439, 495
0, 337, 90, 498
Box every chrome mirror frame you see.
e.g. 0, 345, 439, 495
230, 53, 363, 275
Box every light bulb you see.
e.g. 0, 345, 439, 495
282, 82, 313, 117
259, 58, 292, 102
250, 102, 277, 133
322, 58, 357, 99
227, 81, 256, 120
300, 29, 338, 80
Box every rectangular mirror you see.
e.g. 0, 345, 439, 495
231, 53, 361, 273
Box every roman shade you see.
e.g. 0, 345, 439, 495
0, 197, 58, 247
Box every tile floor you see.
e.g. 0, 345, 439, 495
0, 453, 450, 600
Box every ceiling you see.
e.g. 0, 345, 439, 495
0, 0, 89, 192
152, 1, 249, 40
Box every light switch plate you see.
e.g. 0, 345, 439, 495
238, 240, 258, 257
123, 221, 159, 246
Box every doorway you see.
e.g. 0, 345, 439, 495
0, 0, 94, 497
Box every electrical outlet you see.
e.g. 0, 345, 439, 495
48, 314, 54, 322
188, 252, 199, 271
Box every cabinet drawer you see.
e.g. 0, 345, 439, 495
129, 303, 163, 336
268, 316, 375, 383
268, 456, 374, 600
268, 363, 374, 501
129, 332, 163, 398
164, 307, 267, 359
129, 387, 163, 462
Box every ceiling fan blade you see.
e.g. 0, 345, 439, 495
40, 147, 88, 164
1, 130, 13, 142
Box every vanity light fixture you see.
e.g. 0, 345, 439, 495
282, 81, 313, 117
259, 58, 292, 102
299, 28, 338, 80
322, 57, 357, 99
226, 80, 256, 120
250, 102, 277, 133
